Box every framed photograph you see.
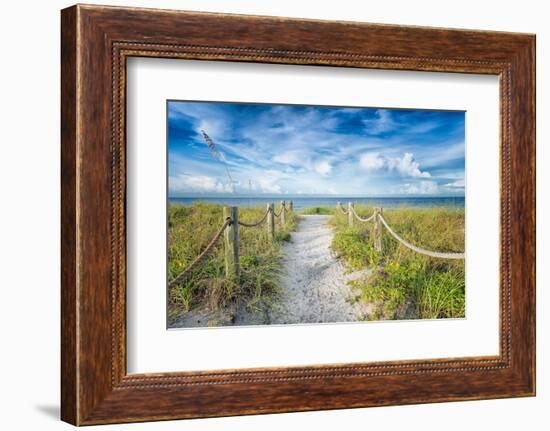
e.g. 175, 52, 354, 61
61, 4, 535, 425
165, 100, 466, 329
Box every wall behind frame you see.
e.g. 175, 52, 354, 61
0, 0, 545, 430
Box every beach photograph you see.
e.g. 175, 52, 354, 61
167, 100, 466, 328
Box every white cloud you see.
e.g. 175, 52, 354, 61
359, 153, 386, 170
273, 150, 304, 165
169, 174, 233, 194
407, 121, 438, 134
327, 186, 337, 195
359, 152, 430, 178
257, 178, 282, 194
400, 181, 439, 195
388, 153, 431, 178
314, 160, 332, 176
255, 169, 285, 194
444, 179, 465, 188
421, 141, 465, 168
363, 109, 395, 134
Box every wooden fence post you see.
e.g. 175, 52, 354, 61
223, 206, 240, 281
289, 201, 293, 211
267, 203, 275, 240
280, 201, 286, 226
374, 207, 382, 252
348, 202, 354, 227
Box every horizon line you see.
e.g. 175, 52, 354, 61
168, 194, 465, 199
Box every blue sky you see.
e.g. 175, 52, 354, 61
167, 101, 465, 197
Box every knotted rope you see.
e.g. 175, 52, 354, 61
350, 206, 376, 223
237, 207, 271, 227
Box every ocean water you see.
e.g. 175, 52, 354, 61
169, 196, 464, 210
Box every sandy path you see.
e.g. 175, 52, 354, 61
265, 215, 369, 324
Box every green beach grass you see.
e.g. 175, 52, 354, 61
329, 205, 465, 320
168, 202, 299, 319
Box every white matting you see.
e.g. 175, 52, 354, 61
126, 58, 500, 373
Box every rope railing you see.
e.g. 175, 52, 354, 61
170, 201, 294, 288
238, 207, 270, 227
336, 202, 464, 260
336, 202, 348, 214
378, 213, 465, 260
350, 206, 376, 223
168, 217, 233, 288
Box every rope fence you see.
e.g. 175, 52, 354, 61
350, 205, 376, 223
169, 200, 464, 289
170, 201, 293, 287
237, 207, 270, 227
378, 214, 465, 260
337, 202, 465, 260
168, 218, 233, 289
336, 202, 348, 215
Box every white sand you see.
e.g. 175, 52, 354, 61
267, 215, 370, 324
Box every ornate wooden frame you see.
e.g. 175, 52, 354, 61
61, 4, 536, 425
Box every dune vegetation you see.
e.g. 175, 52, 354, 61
329, 205, 465, 320
299, 206, 336, 215
168, 202, 299, 321
168, 201, 465, 325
